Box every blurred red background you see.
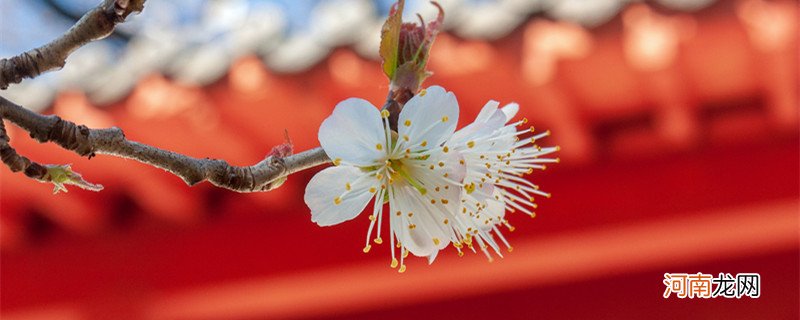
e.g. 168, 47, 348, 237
1, 0, 798, 319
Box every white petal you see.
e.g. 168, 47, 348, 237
304, 166, 378, 226
398, 86, 458, 150
451, 101, 506, 146
500, 103, 519, 122
476, 189, 506, 232
427, 250, 440, 264
390, 181, 450, 257
319, 98, 386, 166
475, 100, 500, 123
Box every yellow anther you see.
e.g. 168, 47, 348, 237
363, 244, 371, 253
391, 258, 399, 268
443, 173, 449, 178
522, 118, 528, 124
429, 164, 435, 170
433, 238, 440, 245
408, 212, 414, 217
529, 126, 535, 132
374, 237, 383, 244
396, 211, 402, 216
381, 109, 390, 118
376, 143, 383, 150
405, 148, 411, 153
404, 120, 412, 127
438, 161, 444, 167
409, 224, 417, 230
419, 89, 427, 96
508, 226, 516, 232
369, 187, 377, 193
430, 199, 437, 204
345, 183, 351, 191
441, 199, 449, 204
334, 197, 342, 205
376, 173, 384, 180
369, 215, 376, 221
333, 158, 342, 166
444, 185, 449, 190
441, 116, 449, 122
507, 246, 514, 253
421, 140, 427, 147
459, 159, 465, 165
398, 265, 407, 273
464, 182, 475, 194
403, 135, 409, 141
458, 251, 465, 257
443, 219, 449, 224
443, 146, 449, 153
467, 141, 475, 148
402, 249, 409, 258
435, 186, 440, 192
555, 145, 561, 151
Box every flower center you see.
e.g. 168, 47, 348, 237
387, 158, 427, 195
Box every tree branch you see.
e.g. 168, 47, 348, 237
0, 117, 48, 181
0, 96, 331, 193
0, 0, 146, 89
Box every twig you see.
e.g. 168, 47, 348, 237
0, 117, 49, 181
0, 0, 146, 89
0, 96, 331, 192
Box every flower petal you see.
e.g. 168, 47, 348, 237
450, 101, 506, 146
397, 86, 458, 150
389, 181, 451, 257
319, 98, 387, 166
304, 166, 378, 226
475, 100, 500, 123
500, 103, 519, 122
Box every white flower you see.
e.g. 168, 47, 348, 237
447, 101, 559, 260
304, 86, 466, 272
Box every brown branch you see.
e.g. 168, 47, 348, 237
0, 0, 146, 89
0, 118, 48, 181
0, 96, 331, 193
